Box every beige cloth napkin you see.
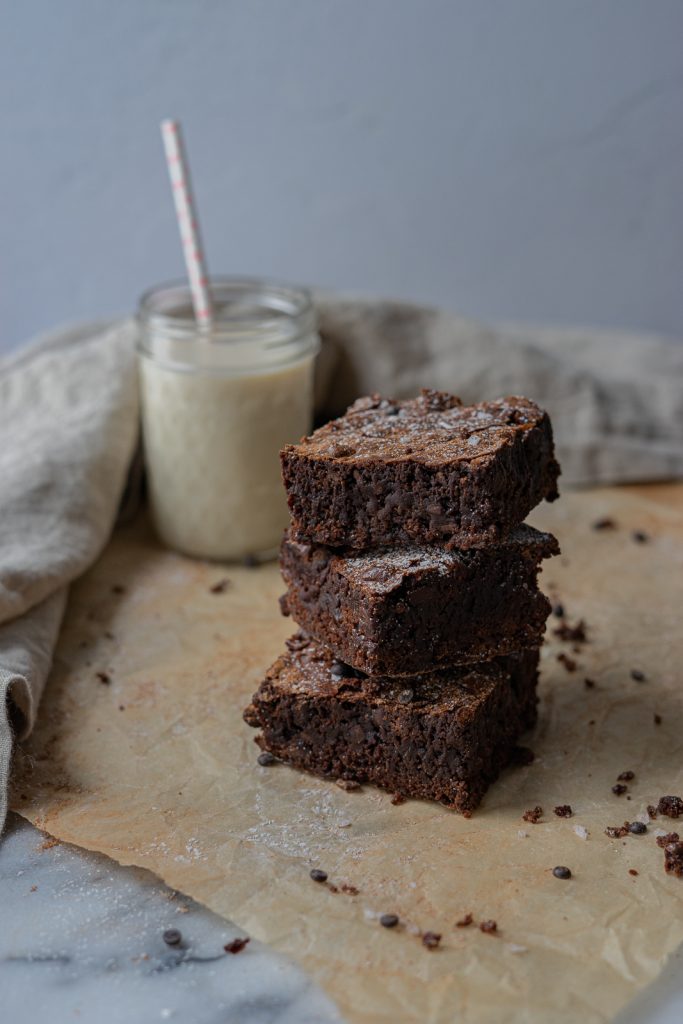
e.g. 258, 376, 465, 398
1, 299, 682, 831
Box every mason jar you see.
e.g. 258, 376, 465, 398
137, 278, 319, 561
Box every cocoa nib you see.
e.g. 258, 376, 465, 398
658, 796, 683, 819
224, 937, 250, 954
522, 806, 543, 824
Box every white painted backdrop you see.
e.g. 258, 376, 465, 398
2, 0, 683, 352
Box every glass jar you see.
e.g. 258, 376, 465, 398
137, 278, 320, 561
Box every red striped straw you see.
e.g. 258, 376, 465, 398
160, 119, 213, 327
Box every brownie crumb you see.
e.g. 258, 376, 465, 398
605, 824, 630, 839
479, 920, 498, 935
584, 678, 596, 689
335, 778, 361, 792
617, 771, 635, 782
391, 793, 407, 806
612, 784, 628, 796
552, 604, 565, 618
456, 913, 474, 928
647, 804, 658, 819
663, 842, 683, 878
162, 928, 182, 946
557, 653, 577, 672
209, 578, 230, 594
224, 937, 250, 954
552, 866, 572, 880
629, 869, 639, 876
656, 832, 680, 848
511, 746, 535, 766
257, 751, 276, 767
554, 805, 573, 818
380, 913, 399, 929
553, 620, 587, 644
654, 714, 662, 726
632, 530, 649, 544
309, 869, 328, 883
593, 518, 617, 531
628, 822, 647, 835
422, 931, 442, 949
96, 671, 111, 685
658, 796, 683, 819
630, 669, 646, 682
522, 806, 543, 824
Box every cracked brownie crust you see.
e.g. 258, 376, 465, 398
281, 390, 560, 551
243, 635, 539, 813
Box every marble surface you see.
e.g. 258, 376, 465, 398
1, 813, 341, 1024
2, 812, 681, 1024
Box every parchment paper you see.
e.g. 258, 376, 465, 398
11, 485, 683, 1023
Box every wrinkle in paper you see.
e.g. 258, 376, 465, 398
11, 485, 683, 1024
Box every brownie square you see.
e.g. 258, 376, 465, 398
243, 635, 539, 814
279, 525, 559, 676
281, 390, 560, 551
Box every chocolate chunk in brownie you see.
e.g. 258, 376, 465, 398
243, 636, 539, 814
281, 391, 560, 551
279, 525, 558, 675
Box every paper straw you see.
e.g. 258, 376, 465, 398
160, 119, 213, 327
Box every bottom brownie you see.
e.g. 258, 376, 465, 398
243, 635, 539, 814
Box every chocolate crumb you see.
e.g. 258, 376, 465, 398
617, 771, 635, 782
554, 805, 573, 818
663, 842, 683, 878
656, 832, 680, 848
118, 705, 125, 711
96, 671, 111, 685
632, 530, 649, 544
522, 806, 543, 824
552, 866, 572, 880
380, 913, 399, 929
612, 784, 628, 796
391, 794, 407, 806
422, 931, 442, 949
511, 746, 535, 766
554, 620, 587, 644
593, 518, 617, 531
654, 713, 662, 726
557, 653, 577, 672
647, 804, 658, 819
209, 578, 230, 594
628, 821, 647, 835
605, 824, 630, 839
657, 795, 683, 818
584, 678, 596, 689
553, 604, 565, 618
162, 928, 182, 946
224, 937, 250, 954
257, 751, 276, 767
341, 884, 359, 895
456, 913, 473, 928
335, 778, 361, 792
629, 869, 639, 876
479, 920, 498, 934
309, 869, 328, 883
630, 669, 646, 682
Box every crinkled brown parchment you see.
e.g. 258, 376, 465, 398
11, 485, 683, 1023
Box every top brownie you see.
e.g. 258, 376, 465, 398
281, 390, 560, 550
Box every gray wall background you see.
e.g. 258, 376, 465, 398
2, 0, 683, 354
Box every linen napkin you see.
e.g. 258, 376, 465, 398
2, 298, 682, 832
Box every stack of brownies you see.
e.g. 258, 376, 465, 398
244, 390, 561, 814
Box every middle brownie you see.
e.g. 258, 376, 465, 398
280, 525, 559, 676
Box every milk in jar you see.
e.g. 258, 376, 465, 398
137, 279, 319, 561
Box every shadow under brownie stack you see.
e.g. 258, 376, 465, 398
244, 390, 561, 814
